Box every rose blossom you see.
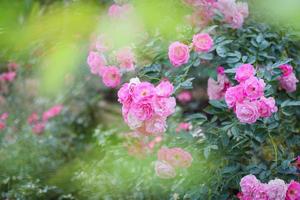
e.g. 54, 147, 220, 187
192, 33, 214, 53
42, 105, 63, 122
168, 42, 190, 67
236, 2, 249, 18
145, 115, 167, 134
27, 112, 39, 125
126, 110, 143, 130
279, 73, 298, 93
117, 83, 132, 105
225, 85, 245, 108
257, 96, 278, 118
32, 122, 46, 135
267, 179, 287, 200
155, 80, 174, 97
132, 82, 155, 102
155, 161, 176, 179
279, 64, 294, 77
240, 174, 260, 197
252, 183, 269, 200
176, 122, 193, 132
177, 90, 193, 104
158, 147, 193, 168
153, 97, 176, 117
116, 47, 135, 71
101, 66, 121, 88
235, 64, 256, 83
207, 68, 231, 100
242, 77, 265, 100
0, 113, 8, 121
0, 71, 16, 82
87, 51, 106, 75
236, 101, 260, 124
131, 101, 154, 121
286, 181, 300, 200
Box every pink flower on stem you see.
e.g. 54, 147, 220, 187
177, 90, 193, 104
257, 96, 278, 118
101, 66, 121, 88
279, 73, 298, 93
132, 82, 155, 102
286, 181, 300, 200
235, 64, 256, 83
240, 175, 260, 197
42, 105, 63, 122
225, 85, 245, 109
207, 67, 231, 100
168, 42, 190, 67
153, 96, 176, 117
87, 51, 106, 75
116, 47, 135, 71
0, 72, 16, 82
242, 77, 266, 100
155, 161, 176, 179
235, 101, 260, 124
155, 80, 174, 97
192, 33, 214, 53
267, 179, 287, 200
176, 122, 192, 132
131, 101, 154, 121
279, 64, 294, 77
145, 115, 167, 134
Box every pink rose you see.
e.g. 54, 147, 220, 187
116, 47, 135, 71
252, 183, 269, 200
225, 85, 245, 108
132, 82, 155, 102
192, 33, 214, 53
145, 115, 167, 134
165, 148, 193, 168
131, 100, 154, 121
217, 66, 225, 75
168, 42, 190, 67
176, 122, 192, 132
153, 97, 176, 117
257, 96, 277, 118
0, 71, 16, 82
117, 83, 132, 105
240, 175, 260, 197
236, 101, 260, 124
87, 51, 106, 75
177, 90, 193, 104
125, 109, 143, 130
236, 2, 249, 18
27, 112, 39, 125
207, 73, 231, 100
0, 113, 8, 121
235, 64, 256, 83
242, 77, 265, 100
286, 181, 300, 200
279, 73, 298, 93
155, 80, 174, 97
155, 161, 176, 179
42, 105, 63, 122
101, 66, 121, 88
32, 122, 46, 135
267, 179, 287, 200
279, 64, 294, 77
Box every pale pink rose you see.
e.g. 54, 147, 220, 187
207, 73, 231, 100
87, 51, 106, 75
279, 64, 294, 77
225, 85, 245, 108
155, 161, 176, 179
279, 73, 299, 93
236, 101, 260, 124
116, 47, 135, 71
267, 179, 287, 200
153, 97, 176, 117
168, 42, 190, 67
257, 96, 278, 118
177, 90, 193, 104
0, 71, 16, 82
42, 105, 63, 122
228, 10, 244, 29
27, 112, 39, 125
155, 80, 174, 97
157, 147, 169, 161
242, 77, 265, 100
286, 181, 300, 200
32, 122, 46, 135
240, 175, 260, 197
165, 148, 193, 168
235, 64, 256, 83
126, 110, 143, 130
101, 66, 121, 88
132, 82, 155, 102
236, 2, 249, 18
193, 33, 214, 53
0, 113, 8, 121
131, 100, 154, 121
145, 115, 167, 134
176, 122, 192, 132
117, 83, 132, 105
252, 183, 269, 200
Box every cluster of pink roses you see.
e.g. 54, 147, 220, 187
27, 105, 63, 135
0, 113, 9, 131
118, 78, 176, 135
155, 147, 193, 179
184, 0, 248, 29
225, 64, 278, 124
278, 64, 299, 93
168, 33, 213, 67
238, 174, 300, 200
207, 66, 231, 100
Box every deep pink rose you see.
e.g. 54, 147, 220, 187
155, 80, 174, 97
257, 96, 277, 118
242, 77, 265, 100
0, 71, 16, 82
32, 122, 46, 135
168, 42, 190, 67
286, 181, 300, 200
225, 85, 245, 108
101, 66, 121, 88
236, 101, 260, 124
155, 161, 176, 179
42, 105, 63, 122
193, 33, 213, 53
279, 64, 294, 77
87, 51, 106, 75
235, 64, 256, 83
279, 73, 298, 93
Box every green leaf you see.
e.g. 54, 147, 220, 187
209, 100, 227, 109
281, 100, 300, 107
